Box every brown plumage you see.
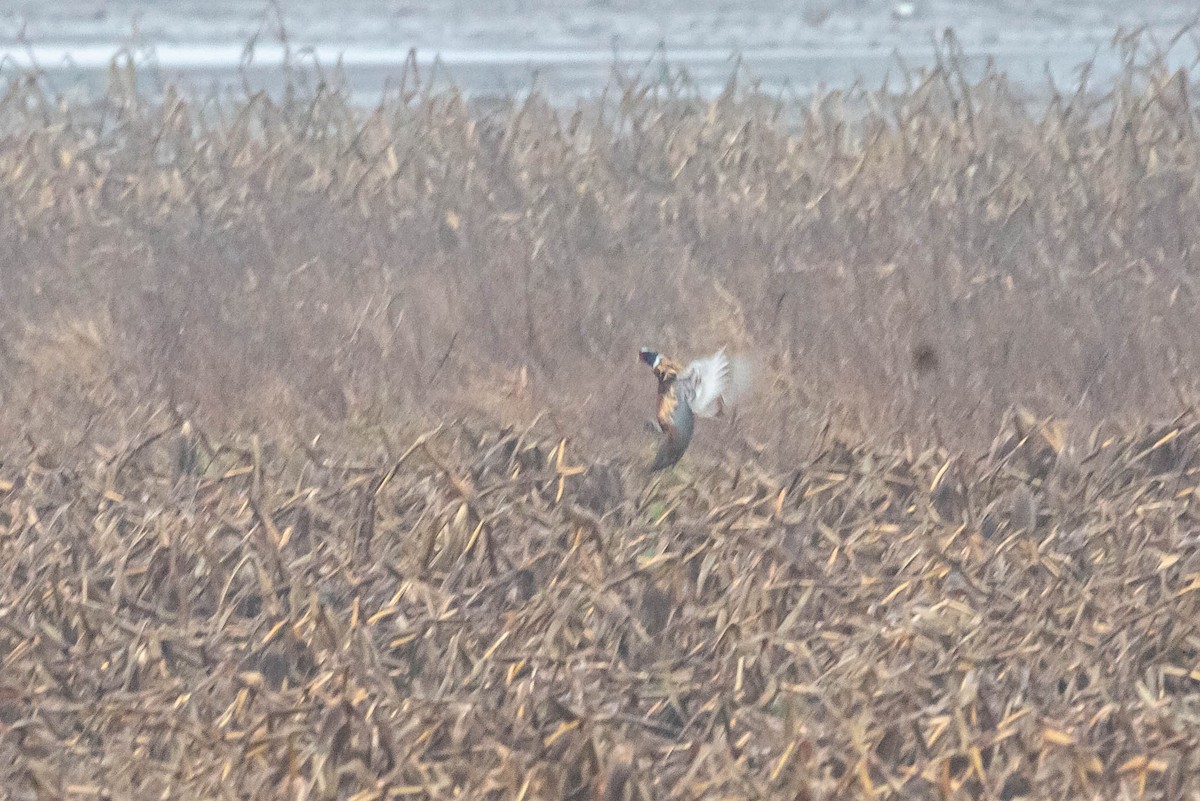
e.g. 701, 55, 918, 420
639, 346, 744, 470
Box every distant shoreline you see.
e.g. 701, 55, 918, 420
0, 40, 1101, 69
3, 0, 1197, 106
6, 35, 1198, 107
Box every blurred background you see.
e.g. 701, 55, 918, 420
1, 0, 1197, 103
3, 1, 1200, 467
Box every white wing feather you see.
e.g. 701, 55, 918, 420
683, 348, 732, 418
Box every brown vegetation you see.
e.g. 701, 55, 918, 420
1, 33, 1199, 460
3, 414, 1200, 798
2, 29, 1200, 800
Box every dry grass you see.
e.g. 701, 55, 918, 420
3, 28, 1200, 800
1, 33, 1200, 458
2, 413, 1200, 799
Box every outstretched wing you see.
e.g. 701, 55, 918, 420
681, 348, 732, 418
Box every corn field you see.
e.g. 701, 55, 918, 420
2, 29, 1200, 800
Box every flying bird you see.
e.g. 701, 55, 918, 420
639, 346, 747, 470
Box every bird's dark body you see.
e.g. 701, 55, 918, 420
639, 344, 745, 470
640, 348, 699, 471
652, 380, 695, 470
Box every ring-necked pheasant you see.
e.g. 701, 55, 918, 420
639, 346, 743, 470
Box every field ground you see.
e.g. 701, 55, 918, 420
2, 28, 1200, 799
3, 417, 1200, 798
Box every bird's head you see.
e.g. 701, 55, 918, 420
640, 347, 680, 383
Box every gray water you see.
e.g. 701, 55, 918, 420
2, 1, 1198, 104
